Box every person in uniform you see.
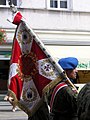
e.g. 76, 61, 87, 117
49, 57, 78, 120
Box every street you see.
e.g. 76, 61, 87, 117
0, 101, 28, 120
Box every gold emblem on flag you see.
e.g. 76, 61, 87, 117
17, 26, 32, 45
17, 23, 33, 55
40, 59, 55, 77
17, 52, 38, 81
22, 87, 37, 102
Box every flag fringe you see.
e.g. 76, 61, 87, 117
43, 76, 62, 97
17, 98, 43, 116
8, 89, 43, 116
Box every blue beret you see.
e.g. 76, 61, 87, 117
58, 57, 78, 70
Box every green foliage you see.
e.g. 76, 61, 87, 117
0, 29, 7, 44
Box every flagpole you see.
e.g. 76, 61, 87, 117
8, 4, 78, 93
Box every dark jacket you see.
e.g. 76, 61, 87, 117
77, 83, 90, 120
28, 102, 50, 120
50, 81, 78, 120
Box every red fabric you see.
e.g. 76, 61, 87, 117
33, 73, 51, 97
31, 40, 46, 60
8, 12, 60, 115
13, 12, 22, 25
11, 38, 21, 63
9, 74, 23, 100
8, 12, 56, 104
8, 25, 52, 100
8, 34, 23, 100
31, 40, 52, 96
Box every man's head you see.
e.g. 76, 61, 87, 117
58, 57, 78, 80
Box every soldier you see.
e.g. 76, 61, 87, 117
49, 57, 78, 120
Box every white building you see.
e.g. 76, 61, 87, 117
0, 0, 90, 91
0, 0, 90, 62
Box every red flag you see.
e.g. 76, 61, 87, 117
8, 11, 63, 116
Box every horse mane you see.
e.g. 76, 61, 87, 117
77, 82, 90, 120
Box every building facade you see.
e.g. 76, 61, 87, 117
0, 0, 90, 91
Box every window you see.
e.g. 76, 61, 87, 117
0, 0, 20, 7
50, 0, 67, 9
50, 0, 58, 8
0, 0, 6, 5
60, 0, 67, 8
48, 0, 71, 10
8, 0, 17, 6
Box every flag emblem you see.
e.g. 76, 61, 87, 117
39, 58, 59, 80
17, 22, 33, 54
17, 52, 38, 79
22, 80, 40, 103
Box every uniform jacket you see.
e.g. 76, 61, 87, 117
50, 81, 78, 120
